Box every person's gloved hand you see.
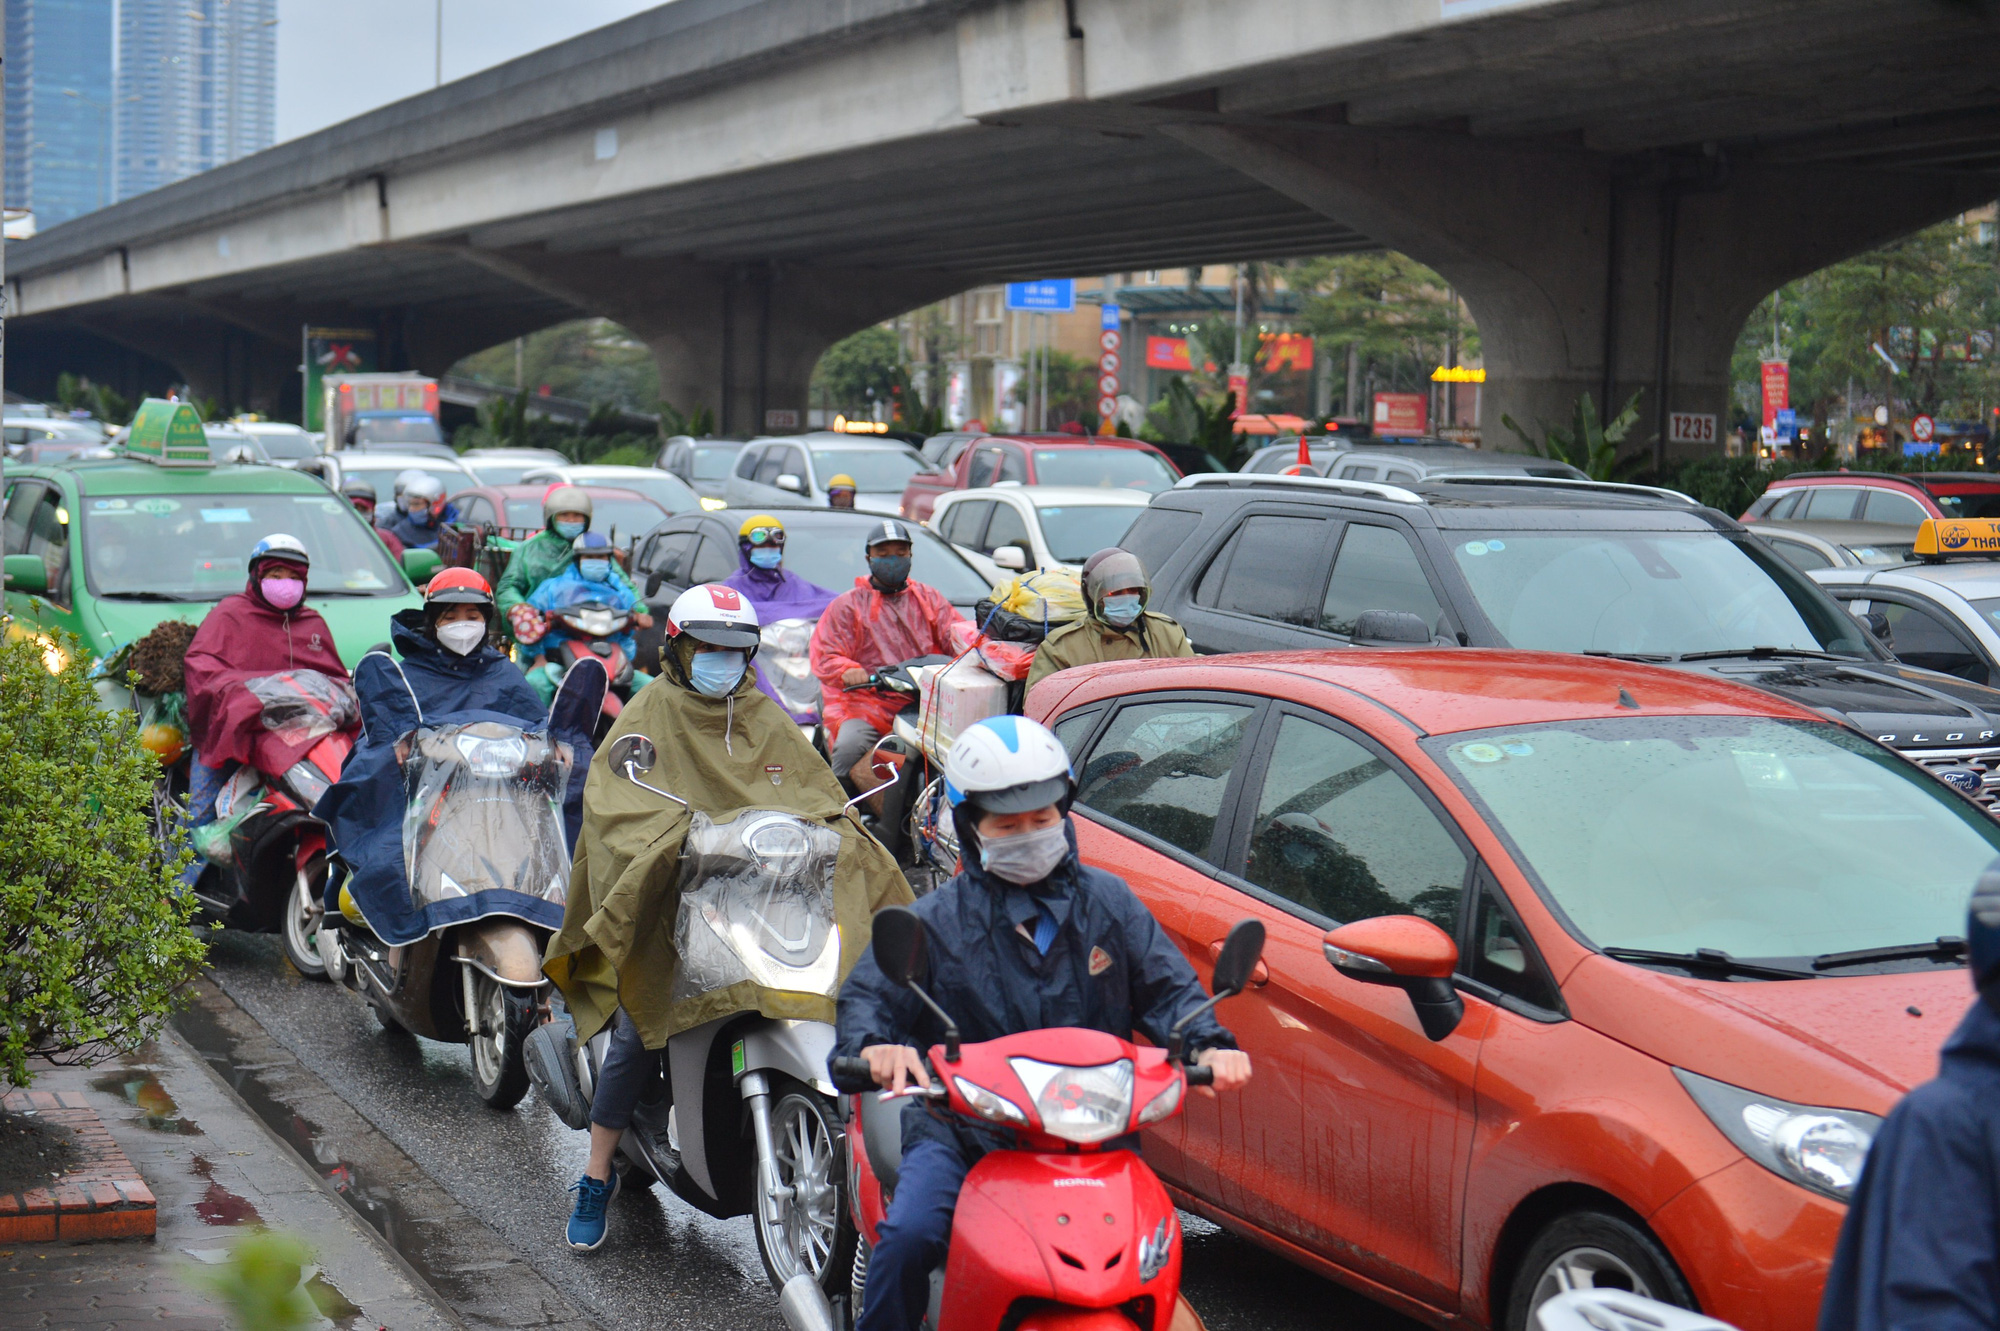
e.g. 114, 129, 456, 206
509, 604, 547, 644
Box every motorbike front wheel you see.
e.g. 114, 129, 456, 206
468, 973, 533, 1110
754, 1089, 856, 1297
281, 856, 330, 982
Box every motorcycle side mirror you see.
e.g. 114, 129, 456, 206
1167, 917, 1264, 1062
871, 906, 927, 988
608, 733, 689, 807
871, 906, 961, 1062
1209, 919, 1266, 997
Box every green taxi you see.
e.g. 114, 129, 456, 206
3, 449, 426, 669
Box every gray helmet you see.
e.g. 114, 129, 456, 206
1081, 547, 1148, 613
543, 484, 593, 528
339, 476, 376, 503
392, 467, 427, 500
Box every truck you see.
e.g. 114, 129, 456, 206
323, 373, 444, 451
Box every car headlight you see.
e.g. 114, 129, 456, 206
953, 1076, 1028, 1126
1009, 1057, 1134, 1144
1135, 1078, 1182, 1127
1674, 1067, 1880, 1202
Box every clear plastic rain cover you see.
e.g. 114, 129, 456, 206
402, 721, 572, 910
671, 810, 843, 1004
247, 669, 359, 745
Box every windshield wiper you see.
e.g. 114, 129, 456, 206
1673, 647, 1856, 663
1602, 947, 1815, 980
101, 590, 198, 602
1582, 650, 1674, 662
1812, 937, 1967, 971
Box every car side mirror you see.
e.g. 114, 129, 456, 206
1323, 915, 1465, 1041
1351, 610, 1434, 647
871, 906, 927, 988
1858, 610, 1892, 645
992, 545, 1028, 571
1209, 918, 1267, 997
777, 473, 806, 494
646, 569, 665, 598
402, 547, 442, 586
4, 553, 48, 596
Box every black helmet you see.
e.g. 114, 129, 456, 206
863, 518, 914, 553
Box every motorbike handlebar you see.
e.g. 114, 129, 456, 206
1184, 1063, 1215, 1087
829, 1057, 880, 1094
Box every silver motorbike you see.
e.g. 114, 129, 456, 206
526, 732, 893, 1300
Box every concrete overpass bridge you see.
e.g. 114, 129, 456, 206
10, 0, 2000, 452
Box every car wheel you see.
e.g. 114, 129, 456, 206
1505, 1211, 1693, 1331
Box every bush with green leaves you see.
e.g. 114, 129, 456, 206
0, 630, 206, 1088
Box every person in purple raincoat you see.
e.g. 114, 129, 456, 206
721, 513, 839, 721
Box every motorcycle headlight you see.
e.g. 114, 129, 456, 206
1675, 1067, 1879, 1202
953, 1076, 1028, 1126
454, 731, 528, 778
1008, 1058, 1134, 1144
1135, 1077, 1183, 1127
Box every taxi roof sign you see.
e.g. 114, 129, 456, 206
1914, 517, 2000, 559
122, 398, 211, 468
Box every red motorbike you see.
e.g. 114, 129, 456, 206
543, 602, 636, 736
805, 909, 1265, 1331
189, 669, 356, 982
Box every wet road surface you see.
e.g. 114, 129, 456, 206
197, 931, 1425, 1331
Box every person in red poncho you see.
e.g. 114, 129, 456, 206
182, 533, 358, 842
808, 519, 969, 788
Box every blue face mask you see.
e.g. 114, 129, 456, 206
748, 547, 783, 570
1100, 593, 1143, 627
554, 520, 586, 541
690, 649, 746, 698
577, 559, 611, 583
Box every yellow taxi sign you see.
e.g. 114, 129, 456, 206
1914, 517, 2000, 558
122, 398, 212, 468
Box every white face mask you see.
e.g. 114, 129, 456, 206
436, 620, 487, 656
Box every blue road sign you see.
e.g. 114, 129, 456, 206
1101, 303, 1122, 330
1775, 407, 1798, 441
1006, 280, 1075, 313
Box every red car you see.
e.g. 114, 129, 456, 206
1026, 650, 1993, 1331
899, 433, 1180, 523
1744, 470, 2000, 526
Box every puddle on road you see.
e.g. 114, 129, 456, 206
187, 1154, 264, 1227
181, 1246, 368, 1329
173, 1000, 471, 1305
89, 1070, 202, 1135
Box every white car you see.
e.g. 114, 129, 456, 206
929, 485, 1154, 581
231, 420, 324, 468
518, 463, 702, 516
724, 433, 929, 514
295, 451, 478, 506
459, 447, 572, 487
1811, 557, 2000, 686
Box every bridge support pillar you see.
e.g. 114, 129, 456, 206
1168, 122, 1995, 462
460, 250, 963, 434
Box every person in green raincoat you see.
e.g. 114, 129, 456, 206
497, 484, 640, 647
545, 581, 913, 1252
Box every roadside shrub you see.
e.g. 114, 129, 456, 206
0, 629, 206, 1087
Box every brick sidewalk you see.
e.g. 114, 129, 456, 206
0, 1089, 158, 1244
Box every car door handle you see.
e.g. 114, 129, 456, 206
1210, 939, 1270, 988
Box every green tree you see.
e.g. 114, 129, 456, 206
1503, 390, 1645, 480
1012, 350, 1101, 430
813, 327, 903, 417
1290, 252, 1479, 413
452, 320, 660, 412
0, 632, 206, 1088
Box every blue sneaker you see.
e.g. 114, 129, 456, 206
565, 1170, 619, 1251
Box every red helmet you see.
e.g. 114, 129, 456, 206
425, 566, 493, 607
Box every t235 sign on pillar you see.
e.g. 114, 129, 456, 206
1667, 412, 1717, 446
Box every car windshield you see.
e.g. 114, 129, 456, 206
81, 490, 406, 599
503, 495, 665, 541
691, 446, 740, 480
579, 474, 700, 514
246, 431, 318, 460
341, 463, 474, 498
1932, 488, 2000, 519
355, 416, 443, 444
1450, 529, 1872, 658
809, 448, 924, 492
759, 518, 991, 604
1032, 448, 1176, 492
1034, 504, 1144, 564
1844, 540, 1915, 565
1427, 715, 1999, 965
463, 460, 546, 486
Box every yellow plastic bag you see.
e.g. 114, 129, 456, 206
990, 569, 1085, 624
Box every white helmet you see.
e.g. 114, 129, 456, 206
392, 467, 427, 499
250, 532, 311, 570
666, 582, 762, 650
402, 473, 445, 506
944, 716, 1074, 815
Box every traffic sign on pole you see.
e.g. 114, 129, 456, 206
1913, 414, 1936, 443
1005, 280, 1075, 312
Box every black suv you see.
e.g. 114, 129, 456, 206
1124, 473, 2000, 806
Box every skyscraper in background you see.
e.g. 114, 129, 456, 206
4, 0, 117, 229
115, 0, 276, 203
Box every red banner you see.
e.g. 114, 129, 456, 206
1261, 332, 1314, 372
1373, 392, 1429, 437
1760, 359, 1790, 431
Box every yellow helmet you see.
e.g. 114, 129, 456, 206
738, 513, 785, 544
826, 474, 857, 491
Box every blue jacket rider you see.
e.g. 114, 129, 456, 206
1820, 857, 2000, 1331
833, 715, 1252, 1331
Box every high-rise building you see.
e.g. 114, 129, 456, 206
115, 0, 276, 203
4, 0, 117, 229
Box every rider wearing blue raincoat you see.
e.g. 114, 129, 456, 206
523, 531, 653, 706
316, 568, 601, 944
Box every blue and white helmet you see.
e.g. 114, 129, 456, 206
944, 715, 1074, 815
249, 532, 310, 570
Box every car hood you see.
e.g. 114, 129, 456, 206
88, 592, 420, 670
1672, 656, 2000, 747
1563, 954, 1971, 1113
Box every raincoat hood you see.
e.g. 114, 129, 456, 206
183, 579, 352, 771
386, 608, 518, 682
544, 666, 913, 1047
724, 543, 840, 620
